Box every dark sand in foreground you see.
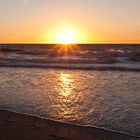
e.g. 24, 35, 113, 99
0, 110, 139, 140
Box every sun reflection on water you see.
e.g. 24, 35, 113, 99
30, 70, 99, 121
54, 72, 81, 120
57, 73, 74, 97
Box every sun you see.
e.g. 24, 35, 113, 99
56, 29, 76, 44
46, 26, 86, 44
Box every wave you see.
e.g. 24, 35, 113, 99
0, 62, 140, 72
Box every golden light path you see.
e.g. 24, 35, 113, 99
30, 70, 98, 121
56, 72, 78, 120
58, 73, 74, 97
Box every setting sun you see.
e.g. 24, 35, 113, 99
47, 26, 87, 44
55, 29, 76, 44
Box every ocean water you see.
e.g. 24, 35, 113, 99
0, 44, 140, 137
0, 68, 140, 136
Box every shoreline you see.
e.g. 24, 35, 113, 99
0, 110, 139, 140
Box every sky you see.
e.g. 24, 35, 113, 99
0, 0, 140, 44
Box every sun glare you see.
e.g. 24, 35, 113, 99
47, 26, 86, 44
56, 29, 76, 44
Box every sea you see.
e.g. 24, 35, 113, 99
0, 44, 140, 137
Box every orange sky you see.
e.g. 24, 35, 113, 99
0, 0, 140, 44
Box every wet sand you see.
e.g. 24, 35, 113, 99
0, 110, 139, 140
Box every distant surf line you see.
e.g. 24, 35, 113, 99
0, 63, 140, 72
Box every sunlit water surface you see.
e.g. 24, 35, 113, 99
0, 68, 140, 136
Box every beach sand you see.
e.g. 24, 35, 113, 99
0, 110, 139, 140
